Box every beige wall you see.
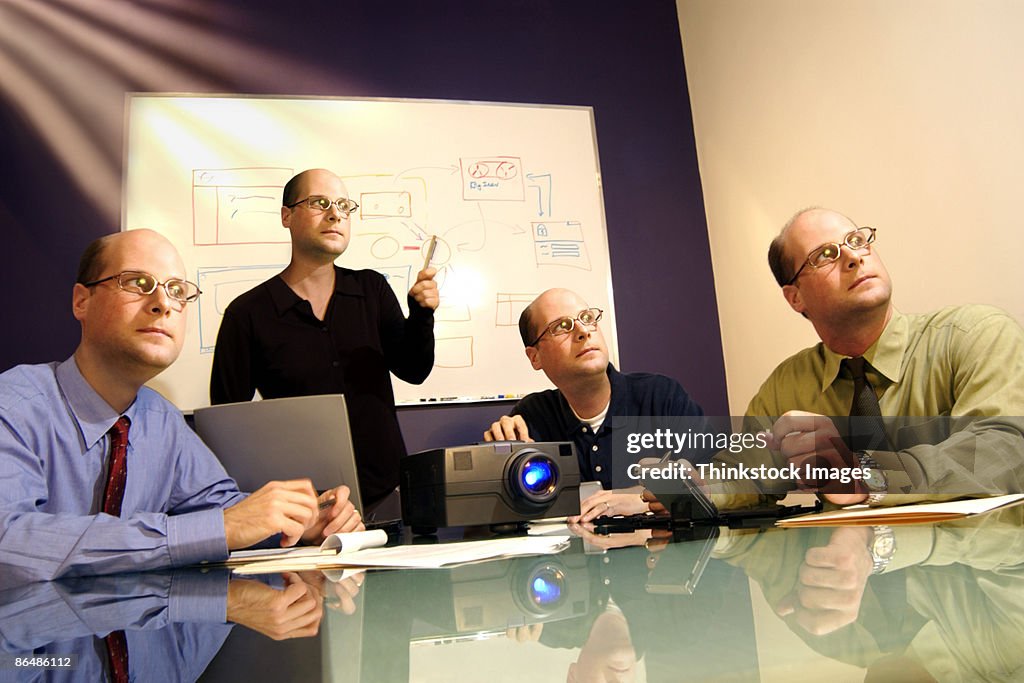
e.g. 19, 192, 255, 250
677, 0, 1024, 414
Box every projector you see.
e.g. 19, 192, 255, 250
400, 441, 581, 529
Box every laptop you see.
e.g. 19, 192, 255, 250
193, 394, 363, 511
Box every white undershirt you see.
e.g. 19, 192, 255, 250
572, 401, 609, 432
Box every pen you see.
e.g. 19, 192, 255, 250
423, 235, 437, 270
319, 497, 336, 510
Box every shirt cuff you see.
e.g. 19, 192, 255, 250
169, 569, 231, 623
166, 507, 229, 568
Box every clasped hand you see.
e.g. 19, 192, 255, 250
223, 480, 364, 550
767, 410, 868, 505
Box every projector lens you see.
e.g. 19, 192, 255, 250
522, 459, 554, 493
506, 448, 561, 507
531, 571, 562, 606
512, 561, 568, 616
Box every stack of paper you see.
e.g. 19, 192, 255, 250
231, 533, 571, 575
777, 493, 1024, 527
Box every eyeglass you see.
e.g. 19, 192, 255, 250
786, 227, 877, 286
285, 195, 360, 216
83, 271, 202, 303
529, 308, 603, 347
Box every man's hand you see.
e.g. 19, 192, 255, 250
567, 523, 671, 551
571, 489, 649, 523
773, 527, 874, 635
227, 573, 324, 640
768, 410, 868, 505
223, 479, 320, 550
301, 485, 364, 544
409, 267, 439, 310
484, 414, 532, 442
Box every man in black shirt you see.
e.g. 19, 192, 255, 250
484, 288, 706, 521
210, 169, 438, 508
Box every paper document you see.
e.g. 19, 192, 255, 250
225, 529, 388, 565
777, 493, 1024, 527
232, 534, 571, 575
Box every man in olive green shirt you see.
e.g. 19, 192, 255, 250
718, 207, 1024, 505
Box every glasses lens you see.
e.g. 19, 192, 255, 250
165, 279, 199, 302
550, 318, 575, 336
308, 197, 332, 211
810, 244, 841, 267
846, 229, 872, 249
578, 308, 602, 326
119, 272, 157, 295
339, 198, 357, 214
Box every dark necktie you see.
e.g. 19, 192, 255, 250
843, 357, 891, 451
102, 416, 131, 683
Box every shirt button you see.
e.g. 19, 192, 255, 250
595, 465, 602, 472
321, 326, 328, 332
332, 361, 340, 367
592, 445, 598, 452
581, 427, 588, 433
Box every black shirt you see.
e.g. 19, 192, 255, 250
511, 365, 707, 488
209, 266, 434, 503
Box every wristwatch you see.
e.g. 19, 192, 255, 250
869, 525, 896, 574
856, 451, 888, 504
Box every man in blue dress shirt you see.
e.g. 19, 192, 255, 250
0, 229, 362, 581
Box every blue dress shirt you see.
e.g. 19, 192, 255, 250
0, 358, 245, 580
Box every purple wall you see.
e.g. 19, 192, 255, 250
0, 0, 726, 451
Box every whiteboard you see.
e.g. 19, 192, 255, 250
123, 95, 618, 410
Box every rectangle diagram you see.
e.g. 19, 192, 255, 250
532, 221, 591, 270
460, 156, 524, 201
360, 191, 412, 218
196, 264, 284, 353
436, 336, 474, 369
193, 167, 293, 246
495, 293, 536, 326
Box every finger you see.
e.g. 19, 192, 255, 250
774, 592, 797, 617
416, 267, 437, 283
793, 606, 857, 636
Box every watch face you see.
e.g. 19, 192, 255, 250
864, 468, 886, 493
873, 533, 896, 559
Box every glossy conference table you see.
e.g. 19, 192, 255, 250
3, 507, 1023, 682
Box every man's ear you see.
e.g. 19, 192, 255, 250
281, 205, 292, 229
525, 345, 542, 371
781, 284, 805, 315
72, 283, 91, 322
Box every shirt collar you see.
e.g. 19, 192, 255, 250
55, 356, 135, 450
267, 266, 365, 316
559, 364, 619, 434
820, 310, 906, 392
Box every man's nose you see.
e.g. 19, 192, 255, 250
149, 285, 173, 314
841, 243, 866, 268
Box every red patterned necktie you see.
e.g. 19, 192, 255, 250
103, 416, 131, 683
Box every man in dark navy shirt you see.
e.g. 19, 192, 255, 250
484, 288, 706, 521
210, 169, 439, 508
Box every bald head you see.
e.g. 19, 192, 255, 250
768, 207, 858, 286
282, 168, 342, 206
76, 229, 184, 285
519, 288, 588, 346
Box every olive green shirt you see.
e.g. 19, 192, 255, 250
719, 305, 1024, 500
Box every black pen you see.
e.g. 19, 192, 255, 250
319, 497, 336, 510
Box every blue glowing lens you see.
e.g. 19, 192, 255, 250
521, 460, 554, 492
531, 575, 562, 605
